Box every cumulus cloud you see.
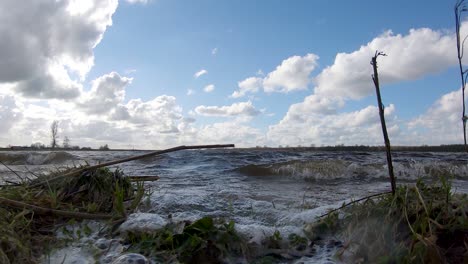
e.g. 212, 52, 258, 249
0, 95, 23, 134
231, 77, 263, 98
204, 84, 215, 93
0, 0, 118, 99
267, 23, 468, 147
194, 101, 260, 117
194, 69, 208, 78
407, 90, 463, 144
231, 54, 319, 97
197, 122, 265, 147
268, 104, 398, 146
2, 4, 467, 149
263, 54, 319, 93
68, 120, 135, 143
212, 48, 218, 55
0, 93, 192, 148
107, 95, 185, 137
314, 25, 466, 100
14, 71, 82, 100
285, 94, 344, 117
78, 72, 132, 114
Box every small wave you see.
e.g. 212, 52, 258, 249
393, 161, 468, 180
0, 151, 77, 165
237, 164, 276, 176
236, 160, 351, 181
236, 159, 468, 182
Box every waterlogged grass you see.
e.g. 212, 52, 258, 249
1, 164, 466, 263
0, 166, 144, 263
309, 178, 468, 263
122, 216, 313, 263
124, 217, 247, 263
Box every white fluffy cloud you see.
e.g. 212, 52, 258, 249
263, 54, 319, 93
197, 122, 265, 147
113, 95, 183, 133
231, 77, 263, 98
0, 0, 118, 99
204, 84, 215, 93
194, 101, 260, 117
231, 54, 319, 97
286, 94, 344, 117
1, 2, 466, 149
194, 69, 208, 78
314, 25, 466, 100
407, 90, 463, 144
0, 92, 195, 149
78, 72, 132, 114
267, 22, 468, 147
268, 104, 398, 146
0, 95, 23, 134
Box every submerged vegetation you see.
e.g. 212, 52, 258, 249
310, 178, 468, 263
123, 217, 246, 263
0, 144, 466, 263
120, 216, 317, 263
0, 166, 145, 263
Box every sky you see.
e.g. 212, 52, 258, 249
0, 0, 467, 149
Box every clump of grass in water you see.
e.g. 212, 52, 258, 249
121, 217, 314, 263
123, 217, 247, 263
308, 177, 468, 263
0, 166, 144, 263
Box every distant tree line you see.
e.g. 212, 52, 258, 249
253, 144, 468, 152
16, 120, 111, 151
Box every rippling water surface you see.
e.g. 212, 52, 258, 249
1, 149, 467, 263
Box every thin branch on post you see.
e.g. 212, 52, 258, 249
455, 0, 468, 151
371, 51, 396, 195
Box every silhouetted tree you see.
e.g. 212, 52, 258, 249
50, 120, 59, 149
63, 136, 70, 149
99, 144, 110, 150
31, 142, 46, 149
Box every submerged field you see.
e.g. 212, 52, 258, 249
0, 149, 467, 263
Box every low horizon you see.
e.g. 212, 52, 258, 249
2, 143, 467, 152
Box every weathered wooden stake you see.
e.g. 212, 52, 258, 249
29, 144, 235, 188
371, 51, 396, 195
455, 0, 468, 151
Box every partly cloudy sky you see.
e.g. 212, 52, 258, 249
0, 0, 466, 149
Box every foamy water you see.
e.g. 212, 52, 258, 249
1, 149, 467, 263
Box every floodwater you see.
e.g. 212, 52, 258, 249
1, 149, 467, 263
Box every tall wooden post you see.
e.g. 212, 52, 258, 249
371, 51, 396, 195
455, 0, 468, 151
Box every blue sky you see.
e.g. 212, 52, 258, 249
0, 0, 466, 148
92, 0, 454, 110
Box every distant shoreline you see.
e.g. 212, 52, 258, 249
0, 144, 466, 152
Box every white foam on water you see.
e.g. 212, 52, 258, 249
42, 247, 95, 264
235, 224, 305, 245
280, 201, 349, 226
5, 149, 466, 263
119, 213, 167, 233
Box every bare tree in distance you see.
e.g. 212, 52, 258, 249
455, 0, 468, 150
63, 136, 70, 149
371, 51, 396, 195
50, 120, 59, 149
